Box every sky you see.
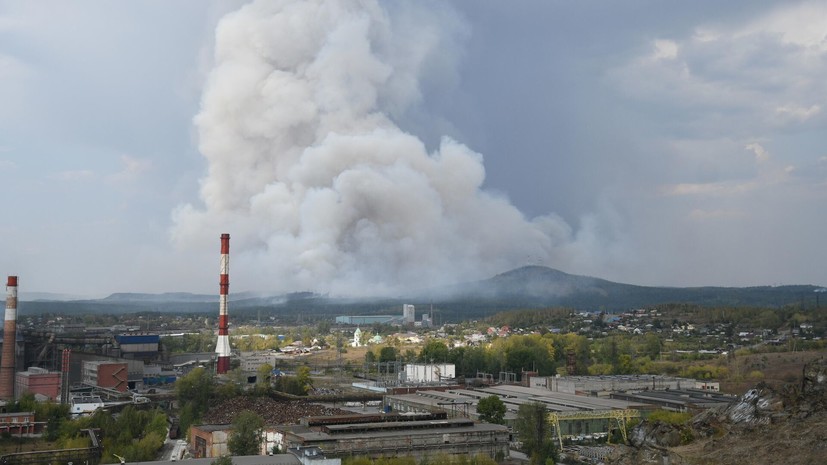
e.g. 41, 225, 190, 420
1, 0, 825, 297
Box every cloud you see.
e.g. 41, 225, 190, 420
48, 169, 95, 182
775, 103, 821, 122
651, 39, 678, 60
745, 142, 770, 163
108, 154, 152, 183
170, 0, 620, 296
611, 3, 827, 137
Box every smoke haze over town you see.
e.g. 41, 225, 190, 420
1, 0, 826, 296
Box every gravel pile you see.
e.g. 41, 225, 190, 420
202, 396, 349, 425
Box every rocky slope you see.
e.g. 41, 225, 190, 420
607, 357, 827, 465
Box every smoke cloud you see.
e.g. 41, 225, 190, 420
172, 0, 589, 296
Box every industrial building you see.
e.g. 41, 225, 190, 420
402, 304, 415, 324
281, 418, 508, 460
82, 361, 128, 392
192, 411, 508, 461
15, 367, 61, 401
239, 351, 280, 373
386, 384, 648, 446
528, 374, 715, 394
334, 316, 399, 326
403, 363, 456, 383
610, 389, 735, 413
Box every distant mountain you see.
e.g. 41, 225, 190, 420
15, 266, 823, 317
18, 292, 103, 302
434, 265, 822, 310
102, 292, 216, 303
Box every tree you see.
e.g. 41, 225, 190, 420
296, 365, 313, 393
257, 363, 274, 385
516, 402, 556, 465
476, 395, 506, 425
175, 367, 214, 433
379, 346, 398, 363
228, 410, 264, 456
643, 333, 662, 360
419, 340, 450, 363
212, 455, 233, 465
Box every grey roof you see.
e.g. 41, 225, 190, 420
126, 455, 301, 465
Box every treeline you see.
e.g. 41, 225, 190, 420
369, 333, 741, 380
485, 302, 827, 335
4, 393, 167, 464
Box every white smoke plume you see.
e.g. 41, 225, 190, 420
172, 0, 584, 296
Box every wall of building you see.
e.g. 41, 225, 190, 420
15, 368, 61, 400
190, 426, 230, 458
82, 361, 128, 391
403, 364, 456, 383
288, 426, 508, 460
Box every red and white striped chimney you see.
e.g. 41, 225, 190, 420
0, 276, 18, 400
215, 234, 231, 374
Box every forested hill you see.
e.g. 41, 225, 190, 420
427, 266, 823, 311
17, 265, 824, 318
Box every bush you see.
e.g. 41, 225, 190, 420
646, 410, 692, 425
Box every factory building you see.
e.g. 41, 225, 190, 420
335, 316, 399, 326
15, 367, 61, 401
239, 351, 280, 373
281, 418, 508, 460
402, 304, 415, 324
529, 374, 701, 395
402, 363, 456, 383
82, 361, 128, 392
192, 412, 508, 461
0, 411, 36, 436
115, 334, 160, 359
386, 384, 648, 445
610, 389, 735, 413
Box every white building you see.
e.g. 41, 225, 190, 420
402, 363, 455, 383
403, 304, 415, 324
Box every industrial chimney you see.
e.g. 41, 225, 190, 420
0, 276, 18, 400
215, 234, 231, 374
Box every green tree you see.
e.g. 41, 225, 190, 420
212, 455, 233, 465
257, 363, 274, 384
228, 410, 264, 456
296, 365, 313, 393
516, 402, 556, 465
175, 367, 214, 433
419, 340, 450, 363
379, 346, 398, 363
476, 395, 506, 424
643, 333, 662, 360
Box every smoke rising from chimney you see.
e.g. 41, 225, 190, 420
172, 0, 589, 295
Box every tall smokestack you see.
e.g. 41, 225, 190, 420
0, 276, 18, 400
215, 234, 231, 374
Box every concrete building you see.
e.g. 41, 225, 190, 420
0, 411, 35, 436
115, 334, 160, 359
193, 411, 507, 462
15, 367, 61, 401
191, 424, 231, 458
403, 363, 456, 383
82, 360, 128, 392
610, 389, 735, 413
101, 456, 302, 465
280, 418, 508, 460
239, 351, 280, 373
529, 375, 700, 395
386, 384, 649, 445
402, 304, 415, 324
335, 316, 399, 326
